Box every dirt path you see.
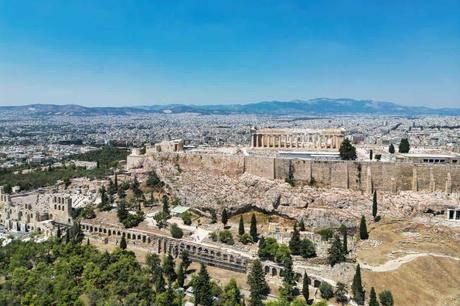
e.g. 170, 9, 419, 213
359, 252, 460, 272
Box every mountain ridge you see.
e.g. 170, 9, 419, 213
0, 98, 459, 116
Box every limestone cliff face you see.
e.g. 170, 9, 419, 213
143, 154, 458, 229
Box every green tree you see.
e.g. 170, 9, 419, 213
289, 223, 302, 255
248, 260, 270, 306
177, 262, 185, 288
194, 264, 213, 306
398, 138, 410, 153
219, 230, 235, 245
298, 218, 305, 231
222, 208, 229, 226
299, 238, 316, 259
182, 211, 192, 225
163, 254, 177, 283
283, 256, 295, 286
162, 195, 170, 216
302, 272, 309, 303
170, 223, 184, 239
339, 224, 348, 254
98, 186, 111, 211
117, 200, 128, 222
327, 235, 346, 267
360, 216, 369, 240
250, 213, 258, 242
285, 161, 295, 186
210, 209, 217, 224
3, 184, 12, 194
352, 264, 365, 305
335, 282, 348, 305
181, 250, 192, 272
319, 282, 334, 299
119, 236, 127, 250
379, 290, 394, 306
222, 278, 243, 306
388, 144, 395, 154
369, 287, 379, 306
238, 215, 245, 236
372, 190, 378, 221
339, 139, 357, 160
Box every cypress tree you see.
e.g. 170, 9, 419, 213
302, 272, 309, 302
339, 224, 348, 254
238, 215, 245, 235
388, 144, 395, 154
248, 260, 270, 306
298, 218, 305, 231
195, 263, 213, 306
162, 195, 170, 216
114, 171, 118, 188
283, 256, 295, 286
359, 216, 369, 240
222, 208, 228, 226
369, 287, 379, 306
181, 250, 191, 272
163, 254, 177, 283
352, 264, 365, 305
372, 191, 378, 221
327, 234, 346, 267
289, 223, 301, 255
177, 263, 185, 288
119, 236, 127, 250
250, 213, 258, 242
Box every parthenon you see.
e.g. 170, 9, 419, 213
250, 127, 345, 149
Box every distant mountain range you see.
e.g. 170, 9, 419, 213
1, 98, 459, 116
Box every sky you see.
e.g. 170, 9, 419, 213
0, 1, 459, 107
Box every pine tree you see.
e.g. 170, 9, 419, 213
238, 215, 245, 236
359, 216, 369, 240
222, 208, 228, 226
388, 144, 395, 154
163, 254, 177, 283
352, 264, 365, 305
250, 213, 258, 242
372, 191, 378, 221
289, 223, 301, 255
181, 250, 191, 272
222, 278, 243, 306
119, 236, 127, 250
248, 260, 270, 306
298, 218, 305, 231
302, 272, 309, 303
339, 224, 348, 254
398, 138, 410, 153
327, 234, 346, 267
194, 263, 213, 306
177, 263, 185, 288
369, 287, 379, 306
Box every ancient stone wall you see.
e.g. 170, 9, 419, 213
148, 153, 460, 194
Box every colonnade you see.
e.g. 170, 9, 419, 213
80, 222, 251, 272
250, 128, 345, 149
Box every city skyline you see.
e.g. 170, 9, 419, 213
1, 1, 459, 107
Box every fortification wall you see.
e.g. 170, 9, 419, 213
148, 152, 459, 194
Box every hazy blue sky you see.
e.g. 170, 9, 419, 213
0, 1, 459, 107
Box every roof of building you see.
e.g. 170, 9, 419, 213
171, 206, 190, 214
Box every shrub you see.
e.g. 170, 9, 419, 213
239, 233, 253, 244
219, 230, 234, 245
122, 211, 144, 228
181, 211, 192, 225
319, 282, 334, 299
316, 228, 334, 241
209, 232, 218, 242
170, 223, 183, 239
